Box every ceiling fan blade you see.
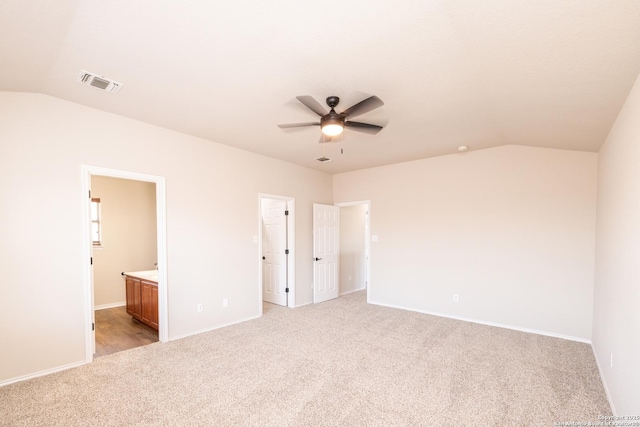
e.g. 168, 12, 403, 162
296, 96, 328, 116
341, 96, 384, 119
278, 122, 320, 129
345, 121, 384, 135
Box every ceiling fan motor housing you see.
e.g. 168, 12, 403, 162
326, 96, 340, 108
321, 111, 345, 128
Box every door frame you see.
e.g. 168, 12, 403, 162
81, 165, 169, 363
258, 194, 295, 312
336, 201, 371, 303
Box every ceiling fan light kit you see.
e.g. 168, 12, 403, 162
321, 121, 344, 136
279, 94, 385, 142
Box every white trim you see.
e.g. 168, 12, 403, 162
81, 165, 169, 366
592, 345, 617, 415
169, 314, 261, 342
0, 360, 88, 387
369, 299, 591, 344
340, 286, 366, 296
258, 194, 296, 311
335, 201, 371, 304
94, 302, 126, 310
80, 169, 94, 360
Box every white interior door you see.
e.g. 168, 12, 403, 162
313, 203, 339, 303
262, 199, 288, 306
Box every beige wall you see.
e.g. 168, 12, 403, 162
340, 204, 367, 294
3, 87, 636, 411
0, 92, 332, 383
593, 74, 640, 414
92, 176, 157, 308
334, 145, 598, 341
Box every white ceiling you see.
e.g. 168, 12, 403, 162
2, 0, 640, 174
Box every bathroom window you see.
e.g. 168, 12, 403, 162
91, 198, 102, 246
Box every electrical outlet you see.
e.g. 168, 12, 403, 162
222, 298, 229, 308
453, 294, 459, 302
197, 303, 203, 312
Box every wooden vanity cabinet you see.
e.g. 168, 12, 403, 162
140, 280, 159, 330
125, 276, 142, 321
125, 276, 158, 331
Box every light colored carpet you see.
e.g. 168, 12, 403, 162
0, 291, 610, 426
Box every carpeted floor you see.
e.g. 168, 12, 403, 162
0, 291, 611, 426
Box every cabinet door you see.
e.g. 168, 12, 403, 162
125, 277, 142, 320
125, 277, 134, 315
141, 281, 159, 331
150, 284, 158, 330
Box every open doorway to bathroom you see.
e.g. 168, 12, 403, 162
82, 166, 168, 362
91, 176, 159, 357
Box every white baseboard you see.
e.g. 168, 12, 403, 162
340, 286, 366, 296
169, 314, 262, 342
0, 360, 88, 388
291, 300, 312, 308
368, 299, 591, 344
2, 312, 259, 387
94, 302, 126, 310
592, 345, 617, 415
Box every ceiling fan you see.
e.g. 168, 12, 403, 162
278, 95, 384, 142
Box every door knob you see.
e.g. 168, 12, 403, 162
262, 256, 266, 260
314, 257, 322, 261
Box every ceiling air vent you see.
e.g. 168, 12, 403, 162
316, 156, 332, 163
77, 70, 123, 94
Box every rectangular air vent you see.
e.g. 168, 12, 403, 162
316, 157, 332, 163
77, 70, 123, 94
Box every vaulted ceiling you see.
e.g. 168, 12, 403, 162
2, 1, 640, 173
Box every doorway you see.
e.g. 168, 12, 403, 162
338, 203, 369, 297
259, 194, 295, 309
312, 201, 371, 304
81, 166, 168, 363
91, 176, 158, 357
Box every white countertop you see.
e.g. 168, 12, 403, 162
123, 270, 158, 283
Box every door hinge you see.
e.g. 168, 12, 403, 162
92, 322, 95, 331
285, 249, 289, 255
90, 257, 93, 265
285, 288, 289, 293
89, 190, 91, 198
285, 210, 289, 216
